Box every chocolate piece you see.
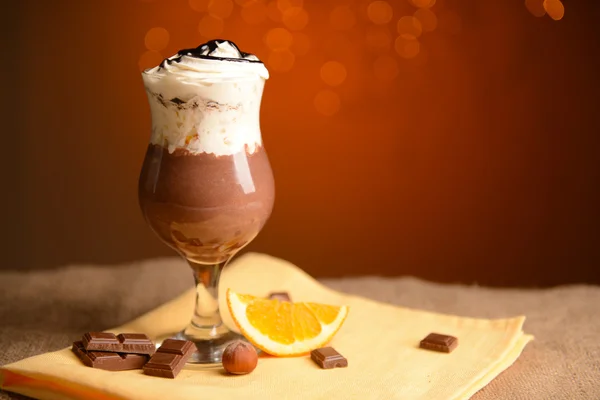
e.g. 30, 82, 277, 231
143, 339, 195, 379
268, 292, 291, 302
156, 338, 194, 355
82, 332, 155, 355
310, 347, 348, 369
419, 333, 458, 353
72, 341, 149, 371
82, 332, 120, 351
118, 333, 156, 355
143, 353, 180, 378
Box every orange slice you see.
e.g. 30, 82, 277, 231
226, 289, 349, 356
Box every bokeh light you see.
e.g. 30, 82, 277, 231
189, 0, 210, 12
367, 1, 393, 25
543, 0, 565, 21
372, 55, 399, 81
265, 27, 293, 50
241, 1, 268, 24
414, 8, 437, 32
267, 1, 283, 22
277, 0, 303, 12
410, 0, 436, 8
291, 31, 311, 56
144, 27, 170, 51
314, 90, 341, 116
330, 6, 356, 30
397, 16, 423, 39
395, 36, 420, 59
282, 7, 309, 31
320, 61, 347, 86
365, 27, 392, 52
268, 49, 295, 72
198, 15, 224, 38
208, 0, 234, 19
138, 50, 163, 72
525, 0, 546, 17
142, 0, 566, 124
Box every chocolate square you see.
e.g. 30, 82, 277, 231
310, 347, 348, 369
419, 333, 458, 353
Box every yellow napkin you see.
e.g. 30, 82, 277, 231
1, 253, 533, 400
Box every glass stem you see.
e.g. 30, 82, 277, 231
185, 259, 229, 340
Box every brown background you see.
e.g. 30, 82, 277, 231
1, 0, 599, 286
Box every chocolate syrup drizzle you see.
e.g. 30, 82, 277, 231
159, 39, 263, 69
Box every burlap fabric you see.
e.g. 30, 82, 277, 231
1, 257, 598, 399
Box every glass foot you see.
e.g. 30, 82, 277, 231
177, 330, 249, 365
150, 259, 261, 367
154, 330, 256, 367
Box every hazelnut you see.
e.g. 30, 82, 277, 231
222, 340, 258, 375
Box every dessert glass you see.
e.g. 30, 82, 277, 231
138, 41, 274, 364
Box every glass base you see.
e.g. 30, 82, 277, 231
178, 330, 248, 365
151, 259, 261, 367
155, 329, 255, 367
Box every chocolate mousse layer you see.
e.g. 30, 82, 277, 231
139, 144, 275, 264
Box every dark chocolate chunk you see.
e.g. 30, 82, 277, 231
82, 332, 120, 351
143, 353, 180, 378
82, 332, 155, 355
310, 347, 348, 369
72, 341, 149, 371
156, 339, 195, 356
268, 292, 291, 302
143, 339, 195, 379
419, 333, 458, 353
205, 101, 220, 110
118, 333, 156, 355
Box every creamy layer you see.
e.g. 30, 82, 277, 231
142, 40, 268, 156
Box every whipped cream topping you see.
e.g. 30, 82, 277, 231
142, 40, 269, 156
144, 40, 269, 83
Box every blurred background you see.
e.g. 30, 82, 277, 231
2, 0, 599, 286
